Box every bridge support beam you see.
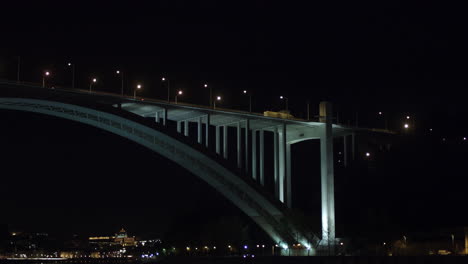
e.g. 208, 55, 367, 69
198, 117, 202, 144
216, 126, 220, 155
223, 125, 228, 159
252, 130, 257, 181
155, 111, 160, 123
319, 101, 335, 249
205, 114, 210, 148
237, 122, 242, 168
259, 129, 265, 186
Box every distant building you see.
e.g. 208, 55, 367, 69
89, 228, 137, 248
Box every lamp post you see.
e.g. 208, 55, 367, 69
89, 78, 97, 92
42, 71, 50, 88
214, 96, 221, 109
162, 77, 170, 102
116, 70, 124, 96
175, 90, 183, 104
243, 90, 252, 112
204, 83, 212, 107
134, 84, 142, 99
280, 96, 288, 112
68, 62, 75, 88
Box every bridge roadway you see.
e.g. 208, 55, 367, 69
0, 80, 380, 255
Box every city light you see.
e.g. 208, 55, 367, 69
404, 123, 409, 128
366, 152, 370, 157
243, 90, 247, 94
406, 116, 410, 119
162, 77, 166, 81
116, 70, 120, 74
67, 62, 72, 66
378, 111, 382, 115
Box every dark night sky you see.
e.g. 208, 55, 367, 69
1, 1, 468, 240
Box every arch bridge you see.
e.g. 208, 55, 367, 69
0, 81, 367, 255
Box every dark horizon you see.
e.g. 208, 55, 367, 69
1, 0, 468, 248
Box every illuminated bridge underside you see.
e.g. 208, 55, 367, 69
0, 98, 318, 250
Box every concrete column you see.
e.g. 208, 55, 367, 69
252, 130, 257, 181
244, 120, 249, 173
184, 120, 189, 137
274, 127, 279, 199
177, 121, 181, 133
163, 108, 167, 126
205, 114, 210, 148
343, 135, 348, 167
216, 126, 220, 155
278, 124, 286, 203
197, 117, 202, 144
286, 143, 292, 208
319, 101, 335, 245
223, 125, 228, 159
259, 129, 265, 186
237, 122, 242, 168
155, 111, 160, 123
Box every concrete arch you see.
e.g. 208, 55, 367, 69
0, 98, 319, 252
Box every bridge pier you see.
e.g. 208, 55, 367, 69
319, 101, 336, 251
205, 114, 210, 148
216, 126, 220, 154
286, 143, 292, 208
278, 124, 286, 203
244, 120, 249, 174
177, 121, 182, 133
223, 125, 228, 159
184, 120, 189, 137
259, 129, 265, 186
252, 130, 257, 181
163, 108, 167, 126
155, 111, 159, 123
274, 127, 279, 199
197, 117, 202, 144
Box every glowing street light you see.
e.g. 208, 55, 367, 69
116, 70, 124, 96
243, 90, 252, 112
406, 116, 410, 119
365, 152, 370, 157
404, 123, 409, 129
204, 83, 212, 107
162, 77, 170, 102
89, 78, 97, 92
214, 96, 221, 109
175, 90, 183, 104
134, 84, 142, 99
280, 95, 289, 111
42, 71, 50, 88
67, 62, 75, 88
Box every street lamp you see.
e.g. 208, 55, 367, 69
42, 71, 50, 88
243, 90, 252, 112
214, 96, 221, 109
280, 96, 288, 112
162, 77, 170, 102
365, 152, 370, 157
89, 78, 97, 92
175, 90, 183, 104
68, 62, 75, 88
404, 123, 409, 129
116, 70, 124, 96
204, 83, 212, 107
134, 84, 142, 99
